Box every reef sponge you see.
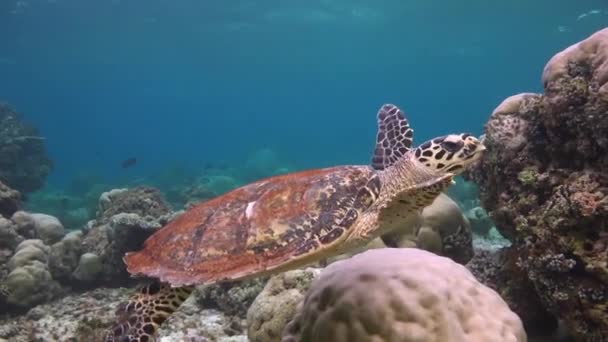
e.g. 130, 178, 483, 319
467, 27, 608, 340
282, 248, 525, 342
0, 104, 52, 194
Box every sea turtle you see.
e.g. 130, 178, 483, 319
105, 104, 485, 341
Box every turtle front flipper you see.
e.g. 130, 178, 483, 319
105, 282, 194, 342
371, 104, 414, 170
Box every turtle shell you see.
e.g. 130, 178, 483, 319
124, 166, 381, 286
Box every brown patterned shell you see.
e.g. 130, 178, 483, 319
124, 166, 381, 286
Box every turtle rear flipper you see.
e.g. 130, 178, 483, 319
105, 283, 194, 342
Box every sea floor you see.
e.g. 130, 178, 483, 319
0, 284, 571, 342
0, 287, 247, 342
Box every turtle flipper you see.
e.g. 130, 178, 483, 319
105, 282, 194, 342
371, 104, 414, 170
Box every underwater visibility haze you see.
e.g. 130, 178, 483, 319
0, 0, 606, 185
0, 0, 608, 341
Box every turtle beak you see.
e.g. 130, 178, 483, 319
463, 136, 485, 160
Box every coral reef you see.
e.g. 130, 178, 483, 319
247, 268, 321, 342
447, 177, 482, 209
0, 185, 176, 312
94, 187, 171, 223
467, 28, 608, 340
81, 186, 177, 285
0, 181, 20, 219
196, 277, 267, 318
3, 239, 64, 308
243, 148, 288, 182
465, 206, 494, 236
283, 248, 525, 342
0, 104, 52, 194
0, 212, 81, 310
466, 248, 556, 336
24, 188, 98, 230
0, 287, 246, 342
381, 193, 474, 264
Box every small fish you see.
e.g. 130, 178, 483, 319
121, 157, 137, 169
577, 9, 602, 21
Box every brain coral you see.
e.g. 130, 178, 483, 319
282, 248, 525, 342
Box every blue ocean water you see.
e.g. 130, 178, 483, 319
0, 0, 607, 187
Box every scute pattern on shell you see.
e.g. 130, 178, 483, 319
124, 166, 380, 286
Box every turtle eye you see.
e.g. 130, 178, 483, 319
441, 140, 462, 153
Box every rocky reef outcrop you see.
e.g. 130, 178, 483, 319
247, 269, 320, 342
0, 181, 21, 219
0, 212, 71, 310
356, 193, 474, 265
0, 104, 52, 194
81, 186, 177, 285
0, 185, 176, 312
0, 286, 248, 342
196, 278, 268, 319
467, 28, 608, 341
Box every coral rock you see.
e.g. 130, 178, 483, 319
73, 252, 102, 281
486, 93, 540, 153
465, 206, 494, 236
282, 248, 526, 342
48, 231, 84, 283
467, 248, 556, 336
10, 211, 36, 239
0, 181, 20, 218
542, 28, 608, 96
0, 104, 53, 194
467, 27, 608, 340
29, 213, 65, 245
382, 193, 474, 264
0, 217, 23, 250
247, 268, 320, 342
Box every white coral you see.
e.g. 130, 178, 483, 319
283, 248, 526, 342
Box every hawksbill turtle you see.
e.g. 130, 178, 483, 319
104, 104, 485, 341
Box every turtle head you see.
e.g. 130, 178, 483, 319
413, 133, 485, 175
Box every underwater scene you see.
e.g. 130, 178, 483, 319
1, 0, 608, 341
